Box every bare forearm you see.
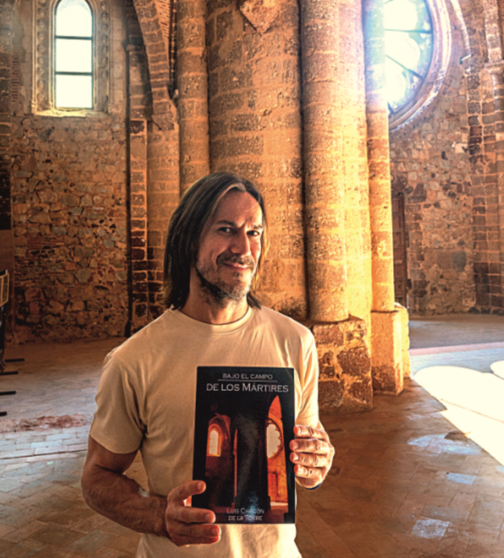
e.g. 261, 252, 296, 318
82, 465, 168, 537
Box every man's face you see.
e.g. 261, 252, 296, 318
195, 190, 264, 301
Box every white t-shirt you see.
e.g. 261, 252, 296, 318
90, 305, 321, 558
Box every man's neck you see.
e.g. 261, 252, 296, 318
180, 293, 249, 325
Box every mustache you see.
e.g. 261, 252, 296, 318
217, 254, 255, 269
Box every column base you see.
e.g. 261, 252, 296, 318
305, 316, 373, 413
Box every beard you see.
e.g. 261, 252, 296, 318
195, 253, 256, 304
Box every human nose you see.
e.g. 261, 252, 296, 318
230, 230, 251, 255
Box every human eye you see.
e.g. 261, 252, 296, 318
248, 229, 262, 238
218, 226, 234, 234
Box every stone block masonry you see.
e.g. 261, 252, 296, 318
0, 5, 12, 233
390, 26, 477, 315
307, 317, 373, 413
207, 0, 308, 319
146, 121, 180, 319
177, 0, 210, 192
127, 44, 150, 333
11, 116, 129, 342
0, 2, 15, 340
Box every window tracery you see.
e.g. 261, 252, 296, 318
385, 0, 433, 114
385, 0, 450, 129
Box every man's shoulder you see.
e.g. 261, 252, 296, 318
255, 305, 314, 343
104, 310, 176, 366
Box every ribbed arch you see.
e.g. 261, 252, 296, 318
131, 0, 176, 128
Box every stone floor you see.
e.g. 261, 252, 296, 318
0, 315, 503, 557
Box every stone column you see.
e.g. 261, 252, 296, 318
127, 45, 150, 332
298, 0, 373, 412
363, 0, 406, 395
486, 61, 504, 311
480, 0, 504, 312
177, 0, 210, 194
0, 5, 14, 339
207, 0, 307, 317
300, 0, 348, 323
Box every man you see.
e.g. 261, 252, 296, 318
82, 172, 334, 557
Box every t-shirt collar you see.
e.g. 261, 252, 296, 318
168, 305, 254, 334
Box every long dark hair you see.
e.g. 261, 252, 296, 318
163, 172, 268, 309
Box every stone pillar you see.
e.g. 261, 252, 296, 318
300, 0, 348, 323
0, 13, 12, 232
363, 0, 405, 395
298, 0, 373, 412
177, 0, 210, 193
127, 45, 150, 332
486, 61, 504, 311
0, 5, 14, 339
207, 0, 307, 317
147, 122, 180, 319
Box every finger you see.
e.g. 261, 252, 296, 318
178, 522, 221, 541
294, 425, 329, 441
169, 481, 206, 504
290, 450, 328, 468
171, 524, 221, 547
290, 438, 331, 454
294, 464, 322, 483
174, 506, 216, 525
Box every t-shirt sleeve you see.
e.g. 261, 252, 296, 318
89, 351, 145, 454
296, 334, 320, 429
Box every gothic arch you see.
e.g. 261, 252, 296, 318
131, 0, 176, 130
452, 0, 488, 68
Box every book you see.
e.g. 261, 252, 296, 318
192, 366, 296, 524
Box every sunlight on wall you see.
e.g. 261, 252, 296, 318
414, 363, 504, 465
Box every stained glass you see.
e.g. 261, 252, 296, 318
384, 0, 433, 115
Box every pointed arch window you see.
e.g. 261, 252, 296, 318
54, 0, 94, 109
207, 425, 222, 457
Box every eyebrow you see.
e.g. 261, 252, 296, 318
215, 219, 264, 230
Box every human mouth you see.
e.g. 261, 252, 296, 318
218, 255, 254, 271
223, 262, 251, 273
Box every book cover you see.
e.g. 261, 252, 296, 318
192, 366, 296, 524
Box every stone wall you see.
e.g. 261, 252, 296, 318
8, 0, 130, 342
389, 0, 504, 316
11, 116, 129, 342
389, 28, 477, 315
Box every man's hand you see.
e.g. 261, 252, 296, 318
290, 425, 335, 489
165, 481, 221, 547
82, 438, 221, 546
